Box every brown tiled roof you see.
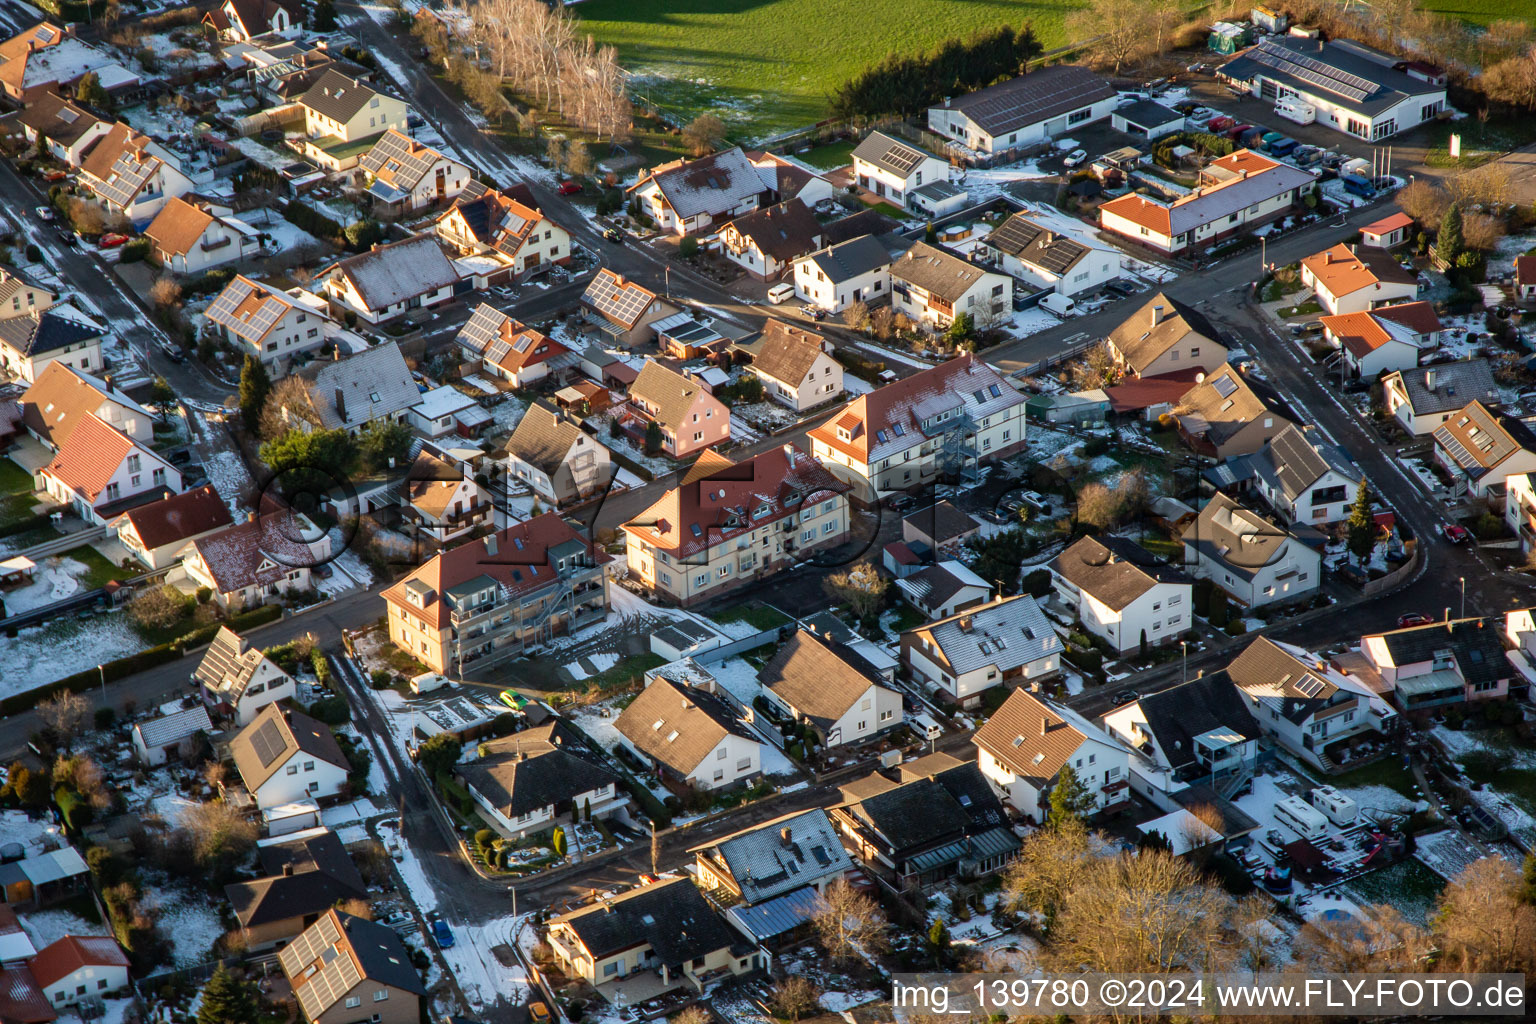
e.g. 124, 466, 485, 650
20, 360, 134, 449
144, 196, 214, 259
1518, 255, 1536, 288
750, 319, 827, 386
14, 91, 102, 146
721, 199, 822, 263
507, 402, 587, 476
758, 628, 884, 731
231, 705, 347, 792
971, 689, 1083, 788
405, 451, 467, 518
1175, 365, 1296, 448
614, 675, 757, 775
891, 241, 991, 303
1050, 534, 1189, 611
1372, 300, 1441, 335
186, 507, 322, 594
1106, 292, 1222, 375
630, 361, 715, 432
0, 967, 55, 1024
1433, 399, 1536, 476
1182, 492, 1297, 578
115, 484, 232, 550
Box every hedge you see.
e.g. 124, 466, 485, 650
604, 446, 654, 483
0, 506, 67, 540
283, 200, 345, 247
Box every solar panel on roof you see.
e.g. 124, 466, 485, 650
512, 334, 533, 352
250, 717, 287, 767
1294, 675, 1325, 697
1248, 40, 1375, 104
586, 274, 651, 326
882, 142, 926, 175
1212, 374, 1239, 398
458, 305, 508, 354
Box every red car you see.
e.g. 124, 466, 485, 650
1443, 524, 1471, 544
556, 180, 582, 195
98, 233, 129, 248
1397, 613, 1434, 628
41, 169, 67, 182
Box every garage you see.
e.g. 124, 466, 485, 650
1111, 100, 1186, 141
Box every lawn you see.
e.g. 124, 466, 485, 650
1327, 755, 1420, 801
713, 602, 792, 631
61, 545, 135, 590
1416, 114, 1536, 170
796, 139, 857, 171
1421, 0, 1534, 27
572, 0, 1089, 137
0, 458, 37, 528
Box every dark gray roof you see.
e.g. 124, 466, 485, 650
820, 209, 899, 247
1050, 535, 1190, 612
1389, 359, 1499, 416
0, 306, 103, 358
843, 762, 1007, 852
801, 234, 892, 284
1134, 672, 1260, 775
458, 721, 620, 818
227, 831, 366, 927
279, 911, 423, 1020
330, 235, 458, 312
897, 561, 989, 615
1183, 493, 1302, 582
1251, 424, 1361, 502
1218, 37, 1440, 119
1376, 617, 1511, 688
703, 808, 853, 905
231, 706, 348, 792
556, 878, 742, 968
758, 628, 886, 731
902, 499, 978, 546
300, 69, 388, 124
985, 212, 1092, 274
1114, 100, 1184, 130
933, 65, 1116, 137
851, 131, 936, 178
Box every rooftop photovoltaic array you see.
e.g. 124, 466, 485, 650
279, 915, 362, 1020
882, 141, 926, 175
458, 304, 509, 354
1248, 38, 1375, 103
483, 337, 513, 366
207, 279, 288, 345
96, 149, 159, 208
249, 716, 288, 767
585, 273, 652, 327
1294, 674, 1326, 698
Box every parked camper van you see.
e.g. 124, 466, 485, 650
1274, 794, 1329, 841
911, 712, 943, 742
1040, 292, 1077, 317
1274, 98, 1316, 125
767, 282, 796, 304
1310, 785, 1358, 827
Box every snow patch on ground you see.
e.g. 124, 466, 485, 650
0, 557, 91, 616
0, 614, 146, 697
145, 881, 227, 967
20, 909, 109, 950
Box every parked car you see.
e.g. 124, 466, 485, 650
602, 227, 623, 243
498, 688, 527, 710
57, 230, 76, 246
430, 920, 455, 948
1063, 149, 1088, 168
556, 180, 583, 195
1397, 613, 1434, 628
167, 448, 192, 465
98, 233, 129, 248
1111, 690, 1140, 707
158, 342, 185, 363
886, 493, 915, 512
33, 206, 54, 222
800, 304, 825, 320
528, 1004, 552, 1024
40, 169, 67, 182
1443, 524, 1471, 544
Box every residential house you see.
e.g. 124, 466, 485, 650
718, 199, 824, 280
359, 130, 470, 214
1361, 617, 1513, 710
130, 706, 212, 767
926, 65, 1117, 164
1217, 36, 1448, 141
225, 830, 366, 951
192, 626, 297, 726
982, 212, 1119, 298
77, 122, 193, 229
0, 24, 140, 104
433, 182, 571, 283
278, 911, 424, 1024
830, 756, 1018, 889
546, 878, 759, 992
382, 514, 609, 676
403, 386, 493, 441
1106, 293, 1228, 378
110, 485, 233, 570
29, 937, 128, 1009
691, 808, 852, 906
792, 235, 893, 313
1183, 493, 1322, 608
614, 674, 765, 793
901, 500, 979, 558
1361, 211, 1414, 248
283, 342, 420, 435
621, 446, 847, 607
204, 275, 331, 370
296, 70, 411, 172
758, 628, 903, 748
204, 0, 298, 41
320, 235, 458, 324
850, 132, 950, 209
1432, 400, 1536, 500
1301, 243, 1420, 316
179, 506, 331, 612
1371, 300, 1443, 348
890, 241, 1012, 331
1383, 360, 1500, 436
0, 964, 53, 1024
808, 353, 1027, 495
400, 450, 491, 545
1227, 636, 1396, 768
38, 413, 180, 523
455, 305, 570, 387
973, 689, 1131, 822
19, 362, 151, 451
746, 320, 843, 413
1505, 472, 1536, 557
1174, 364, 1298, 459
627, 362, 730, 459
143, 197, 261, 275
1324, 306, 1425, 378
628, 147, 765, 236
1098, 150, 1314, 254
231, 705, 351, 810
505, 403, 611, 508
1101, 673, 1262, 802
457, 721, 627, 839
0, 301, 103, 385
1248, 424, 1363, 525
896, 561, 992, 620
901, 595, 1061, 707
15, 92, 109, 166
1050, 535, 1192, 655
654, 311, 736, 361
746, 151, 838, 208
1517, 255, 1536, 304
580, 269, 677, 347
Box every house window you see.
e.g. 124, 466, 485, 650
736, 758, 751, 770
346, 997, 362, 1009
717, 746, 727, 760
304, 761, 314, 771
694, 573, 708, 587
879, 710, 892, 722
603, 962, 619, 977
373, 991, 389, 1002
713, 769, 724, 781
286, 765, 298, 775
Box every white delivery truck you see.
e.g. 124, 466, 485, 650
1274, 98, 1316, 125
1040, 292, 1077, 317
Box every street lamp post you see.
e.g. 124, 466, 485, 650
1181, 641, 1188, 685
1460, 577, 1466, 619
97, 664, 106, 700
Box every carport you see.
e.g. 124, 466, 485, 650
1112, 100, 1186, 141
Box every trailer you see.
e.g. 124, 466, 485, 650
1310, 785, 1358, 827
1274, 98, 1316, 125
1342, 157, 1374, 178
1274, 794, 1330, 841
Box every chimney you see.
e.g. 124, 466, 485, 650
1040, 717, 1049, 736
959, 617, 973, 633
1425, 368, 1437, 391
282, 863, 294, 876
333, 345, 343, 361
1152, 305, 1165, 325
484, 534, 498, 557
779, 826, 793, 848
334, 387, 346, 423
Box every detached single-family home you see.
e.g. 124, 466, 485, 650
1324, 307, 1424, 378
192, 626, 297, 726
628, 147, 766, 236
130, 706, 213, 767
204, 275, 331, 370
1174, 364, 1298, 460
110, 485, 234, 570
973, 689, 1131, 822
457, 721, 628, 839
621, 446, 847, 606
580, 269, 677, 347
505, 403, 611, 509
902, 500, 980, 557
1249, 424, 1363, 525
1301, 243, 1420, 316
896, 561, 992, 620
15, 91, 110, 167
547, 879, 758, 993
1050, 535, 1192, 655
718, 199, 824, 280
1506, 473, 1536, 556
401, 450, 491, 545
1227, 636, 1396, 768
29, 937, 128, 1009
179, 506, 331, 612
926, 65, 1117, 164
38, 413, 180, 523
225, 830, 366, 951
747, 150, 838, 208
204, 0, 298, 41
891, 242, 1012, 331
850, 132, 950, 209
792, 235, 893, 313
1106, 293, 1227, 378
1361, 211, 1414, 249
0, 301, 103, 385
0, 24, 140, 105
143, 197, 262, 275
807, 353, 1027, 494
1101, 673, 1262, 800
1383, 360, 1500, 436
320, 235, 458, 324
77, 122, 194, 228
296, 70, 411, 172
746, 319, 843, 412
982, 213, 1119, 298
359, 130, 471, 214
1183, 493, 1322, 608
1361, 617, 1513, 710
758, 627, 903, 748
455, 305, 570, 387
692, 808, 853, 907
19, 362, 151, 451
901, 595, 1061, 707
433, 182, 571, 283
628, 361, 730, 458
1432, 399, 1536, 500
283, 341, 420, 435
279, 911, 424, 1024
614, 673, 765, 793
232, 705, 351, 809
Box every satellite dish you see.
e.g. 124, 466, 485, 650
1195, 372, 1206, 384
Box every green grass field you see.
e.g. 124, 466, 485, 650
574, 0, 1086, 138
1420, 0, 1524, 27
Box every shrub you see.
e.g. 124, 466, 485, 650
306, 696, 351, 725
119, 237, 151, 263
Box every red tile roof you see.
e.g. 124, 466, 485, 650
1102, 369, 1201, 413
114, 484, 233, 551
1518, 255, 1536, 288
28, 936, 128, 990
0, 967, 54, 1024
1372, 300, 1441, 336
41, 413, 134, 501
186, 507, 323, 594
1362, 211, 1413, 237
1320, 310, 1395, 359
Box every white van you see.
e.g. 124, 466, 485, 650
1040, 292, 1077, 317
911, 712, 942, 741
766, 282, 796, 304
410, 671, 451, 695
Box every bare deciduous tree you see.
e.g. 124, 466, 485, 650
1070, 342, 1120, 390
1434, 857, 1536, 974
1001, 816, 1095, 932
822, 562, 888, 624
842, 298, 870, 332
1067, 0, 1150, 74
1296, 903, 1433, 972
1394, 178, 1448, 233
128, 585, 187, 630
150, 277, 183, 310
772, 977, 821, 1022
179, 800, 258, 869
669, 1007, 711, 1024
812, 880, 888, 964
37, 691, 91, 739
681, 114, 727, 157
